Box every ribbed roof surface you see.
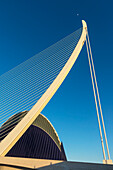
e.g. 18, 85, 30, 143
0, 111, 61, 150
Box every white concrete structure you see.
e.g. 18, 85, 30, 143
0, 20, 112, 168
0, 21, 87, 157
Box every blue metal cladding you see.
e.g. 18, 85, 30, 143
6, 125, 67, 161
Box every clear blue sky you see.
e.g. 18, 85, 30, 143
0, 0, 113, 163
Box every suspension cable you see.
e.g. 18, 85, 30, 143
86, 31, 111, 160
86, 35, 106, 161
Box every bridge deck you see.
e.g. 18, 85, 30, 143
38, 161, 113, 170
0, 157, 113, 170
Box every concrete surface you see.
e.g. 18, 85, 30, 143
38, 161, 113, 170
0, 157, 113, 170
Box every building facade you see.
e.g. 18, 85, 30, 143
0, 111, 67, 161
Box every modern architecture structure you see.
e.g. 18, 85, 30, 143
0, 20, 112, 169
0, 111, 66, 161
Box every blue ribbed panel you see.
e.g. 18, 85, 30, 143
6, 125, 67, 161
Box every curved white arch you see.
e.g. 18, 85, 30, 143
33, 113, 61, 150
0, 20, 87, 156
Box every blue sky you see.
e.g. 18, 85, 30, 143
0, 0, 113, 163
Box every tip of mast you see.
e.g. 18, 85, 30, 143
82, 20, 87, 31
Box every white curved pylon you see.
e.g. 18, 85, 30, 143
0, 20, 87, 156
